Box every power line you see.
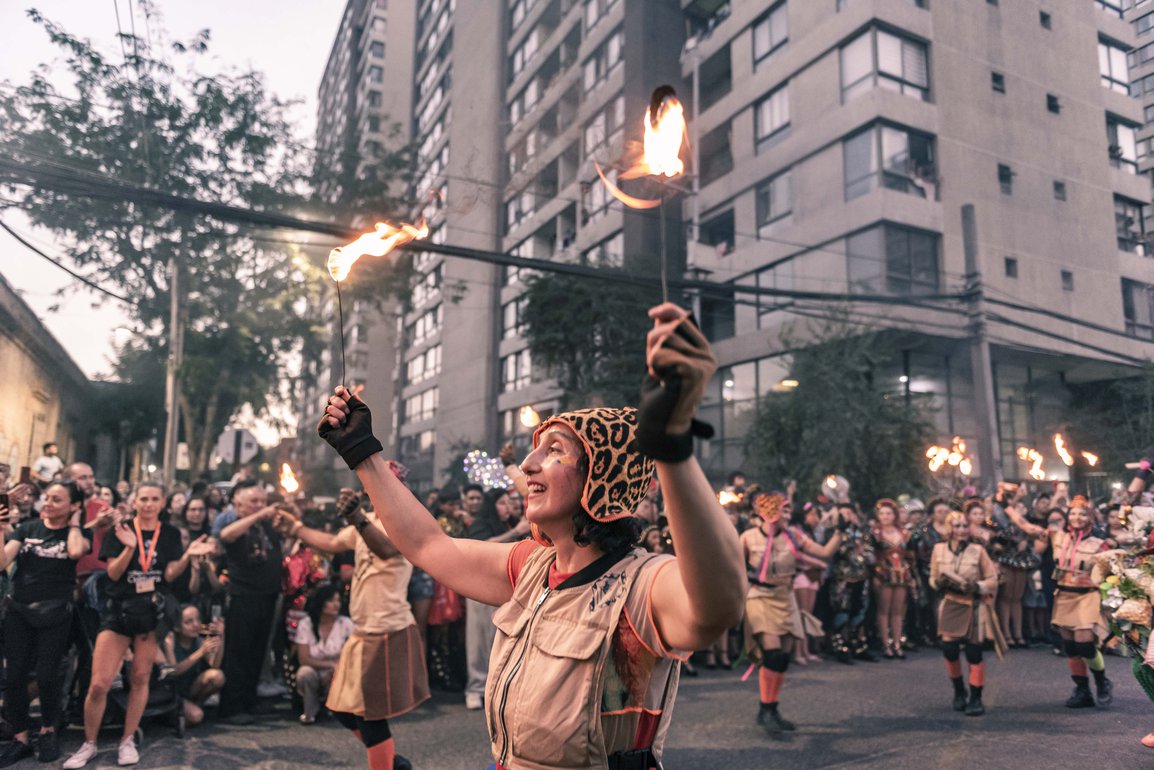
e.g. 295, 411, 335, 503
986, 312, 1146, 366
985, 295, 1148, 346
0, 218, 137, 306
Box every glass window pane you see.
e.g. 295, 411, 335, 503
844, 128, 877, 199
881, 126, 910, 172
901, 40, 928, 87
847, 227, 884, 292
878, 32, 903, 76
841, 33, 872, 89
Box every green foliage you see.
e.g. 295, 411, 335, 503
1066, 364, 1154, 479
0, 9, 410, 472
743, 321, 934, 507
521, 270, 660, 410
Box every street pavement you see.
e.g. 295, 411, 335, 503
27, 646, 1154, 768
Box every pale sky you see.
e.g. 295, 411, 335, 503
0, 1, 345, 444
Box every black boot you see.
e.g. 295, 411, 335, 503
757, 703, 796, 736
853, 639, 878, 662
1065, 676, 1095, 708
1092, 670, 1113, 706
951, 677, 967, 712
965, 686, 985, 716
833, 634, 853, 665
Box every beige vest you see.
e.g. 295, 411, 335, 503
485, 547, 681, 770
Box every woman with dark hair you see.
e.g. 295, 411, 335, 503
319, 303, 746, 769
163, 490, 187, 526
295, 584, 355, 724
181, 496, 212, 541
97, 484, 122, 509
64, 482, 213, 769
0, 481, 90, 765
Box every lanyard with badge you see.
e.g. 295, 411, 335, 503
133, 519, 163, 593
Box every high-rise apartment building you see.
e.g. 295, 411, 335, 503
323, 0, 1154, 491
296, 0, 415, 485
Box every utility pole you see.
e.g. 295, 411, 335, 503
961, 204, 1002, 490
162, 256, 184, 486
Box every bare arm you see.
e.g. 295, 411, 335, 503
291, 521, 350, 555
0, 537, 20, 571
106, 544, 135, 582
976, 548, 999, 595
355, 454, 517, 606
220, 509, 274, 544
803, 529, 842, 559
356, 517, 401, 560
928, 543, 942, 590
649, 457, 747, 651
296, 641, 336, 671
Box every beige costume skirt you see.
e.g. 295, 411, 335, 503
744, 585, 803, 661
1052, 588, 1104, 634
938, 596, 980, 642
326, 624, 430, 720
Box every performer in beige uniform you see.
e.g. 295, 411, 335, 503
318, 303, 746, 769
278, 479, 428, 770
1011, 496, 1113, 708
929, 511, 998, 716
740, 491, 840, 736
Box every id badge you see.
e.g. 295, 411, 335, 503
135, 577, 156, 594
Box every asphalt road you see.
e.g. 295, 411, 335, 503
20, 646, 1154, 768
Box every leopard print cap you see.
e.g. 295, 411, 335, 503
532, 407, 655, 522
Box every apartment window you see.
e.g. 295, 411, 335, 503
754, 84, 790, 152
1132, 41, 1154, 68
1138, 13, 1154, 37
367, 90, 382, 108
1053, 180, 1067, 201
1108, 116, 1139, 173
1123, 278, 1154, 339
1139, 137, 1154, 162
367, 115, 380, 133
509, 28, 539, 80
1097, 0, 1126, 18
998, 163, 1013, 194
991, 72, 1005, 93
406, 345, 442, 385
847, 224, 940, 295
369, 65, 384, 83
756, 169, 793, 236
506, 189, 536, 232
1145, 104, 1154, 122
1061, 270, 1074, 291
699, 122, 734, 186
1004, 257, 1018, 278
752, 3, 788, 65
584, 0, 620, 32
841, 28, 930, 102
1116, 195, 1149, 254
403, 388, 439, 423
701, 210, 735, 256
1039, 11, 1051, 29
1099, 38, 1131, 95
370, 41, 384, 58
412, 265, 443, 307
843, 124, 936, 201
502, 297, 529, 339
1138, 73, 1154, 97
371, 17, 386, 32
407, 305, 443, 346
583, 232, 624, 266
583, 94, 625, 154
1047, 94, 1060, 113
582, 28, 624, 92
502, 349, 532, 392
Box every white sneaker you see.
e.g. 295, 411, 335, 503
63, 741, 98, 769
117, 737, 139, 766
464, 693, 483, 710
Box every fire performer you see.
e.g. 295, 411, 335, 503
929, 510, 998, 715
741, 491, 840, 736
318, 303, 745, 770
274, 482, 426, 770
1010, 496, 1113, 708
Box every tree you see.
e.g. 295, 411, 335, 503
1066, 365, 1154, 481
0, 9, 410, 473
743, 319, 935, 507
520, 269, 660, 410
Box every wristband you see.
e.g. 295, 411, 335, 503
354, 516, 371, 532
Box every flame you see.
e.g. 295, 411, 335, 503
959, 458, 973, 476
825, 475, 838, 489
280, 463, 300, 495
1053, 434, 1074, 466
718, 489, 743, 506
519, 405, 541, 428
1082, 451, 1099, 466
927, 436, 971, 474
351, 384, 366, 398
1017, 447, 1046, 481
328, 218, 429, 282
592, 87, 687, 210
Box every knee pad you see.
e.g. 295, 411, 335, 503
331, 709, 358, 733
964, 643, 983, 665
1072, 641, 1096, 659
941, 640, 961, 662
761, 649, 789, 673
358, 718, 392, 748
1063, 639, 1081, 658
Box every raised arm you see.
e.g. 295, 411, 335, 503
320, 391, 518, 606
219, 507, 275, 543
640, 304, 747, 651
802, 529, 842, 559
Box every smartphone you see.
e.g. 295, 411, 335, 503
0, 493, 8, 510
17, 466, 31, 485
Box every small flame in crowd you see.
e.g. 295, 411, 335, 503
280, 463, 300, 495
927, 436, 972, 476
328, 219, 429, 282
1017, 447, 1046, 481
593, 86, 688, 210
718, 489, 743, 506
1053, 434, 1075, 467
1082, 451, 1099, 466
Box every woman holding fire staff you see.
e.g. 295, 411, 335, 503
741, 491, 841, 736
929, 510, 998, 716
318, 303, 746, 769
1009, 496, 1114, 708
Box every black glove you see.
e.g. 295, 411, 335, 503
636, 316, 716, 462
837, 514, 852, 533
318, 392, 383, 470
